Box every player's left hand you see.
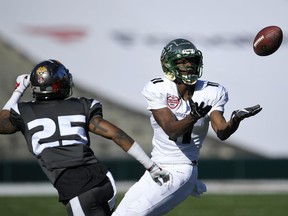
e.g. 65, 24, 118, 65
231, 104, 262, 121
148, 163, 172, 186
14, 74, 30, 94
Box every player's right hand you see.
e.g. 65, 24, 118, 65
148, 163, 172, 186
189, 100, 212, 120
14, 74, 30, 94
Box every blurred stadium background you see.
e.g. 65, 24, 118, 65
0, 1, 288, 215
0, 27, 288, 195
1, 35, 288, 216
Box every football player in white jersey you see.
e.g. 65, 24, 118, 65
113, 38, 262, 215
0, 59, 170, 216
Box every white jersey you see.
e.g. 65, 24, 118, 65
142, 77, 228, 164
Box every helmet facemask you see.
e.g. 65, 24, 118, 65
173, 55, 203, 85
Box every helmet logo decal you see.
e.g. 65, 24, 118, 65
182, 49, 196, 55
36, 66, 48, 84
167, 94, 180, 109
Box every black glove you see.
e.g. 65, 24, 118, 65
231, 104, 262, 121
189, 99, 212, 120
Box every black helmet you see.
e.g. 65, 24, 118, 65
30, 59, 73, 100
160, 38, 203, 85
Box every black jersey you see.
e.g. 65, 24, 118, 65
9, 97, 104, 185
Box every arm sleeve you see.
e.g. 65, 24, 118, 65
209, 85, 229, 114
141, 81, 167, 110
89, 99, 103, 118
81, 97, 103, 121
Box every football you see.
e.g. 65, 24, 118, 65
253, 25, 283, 56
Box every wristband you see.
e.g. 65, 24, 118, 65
127, 142, 154, 170
147, 163, 157, 172
2, 92, 22, 110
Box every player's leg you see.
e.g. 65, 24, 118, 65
66, 196, 86, 216
66, 171, 116, 216
150, 168, 197, 215
112, 172, 151, 216
138, 164, 196, 215
114, 164, 196, 216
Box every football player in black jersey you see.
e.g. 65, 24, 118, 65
0, 59, 171, 216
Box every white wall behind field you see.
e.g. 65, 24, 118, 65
0, 0, 287, 158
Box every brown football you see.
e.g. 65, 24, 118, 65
253, 26, 283, 56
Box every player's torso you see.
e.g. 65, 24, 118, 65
11, 97, 103, 184
146, 78, 221, 162
16, 98, 94, 155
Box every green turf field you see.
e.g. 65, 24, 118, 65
0, 194, 287, 216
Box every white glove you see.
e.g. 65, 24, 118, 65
14, 74, 30, 94
2, 74, 30, 110
126, 142, 172, 186
148, 163, 172, 186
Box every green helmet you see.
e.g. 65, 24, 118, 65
160, 38, 203, 85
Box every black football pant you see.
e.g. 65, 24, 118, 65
65, 176, 115, 216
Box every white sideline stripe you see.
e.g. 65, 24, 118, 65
0, 180, 288, 196
205, 180, 288, 194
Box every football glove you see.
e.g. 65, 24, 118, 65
189, 99, 212, 120
231, 104, 262, 121
148, 163, 171, 186
14, 74, 30, 94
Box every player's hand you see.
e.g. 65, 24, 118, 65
14, 74, 30, 94
189, 100, 212, 120
231, 104, 262, 122
148, 163, 172, 186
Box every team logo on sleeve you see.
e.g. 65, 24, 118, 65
167, 94, 180, 109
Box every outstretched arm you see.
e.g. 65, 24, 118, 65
89, 116, 135, 151
211, 104, 262, 141
210, 110, 240, 141
0, 74, 30, 134
89, 116, 171, 185
0, 110, 17, 134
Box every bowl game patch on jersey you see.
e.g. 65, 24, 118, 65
167, 94, 180, 109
